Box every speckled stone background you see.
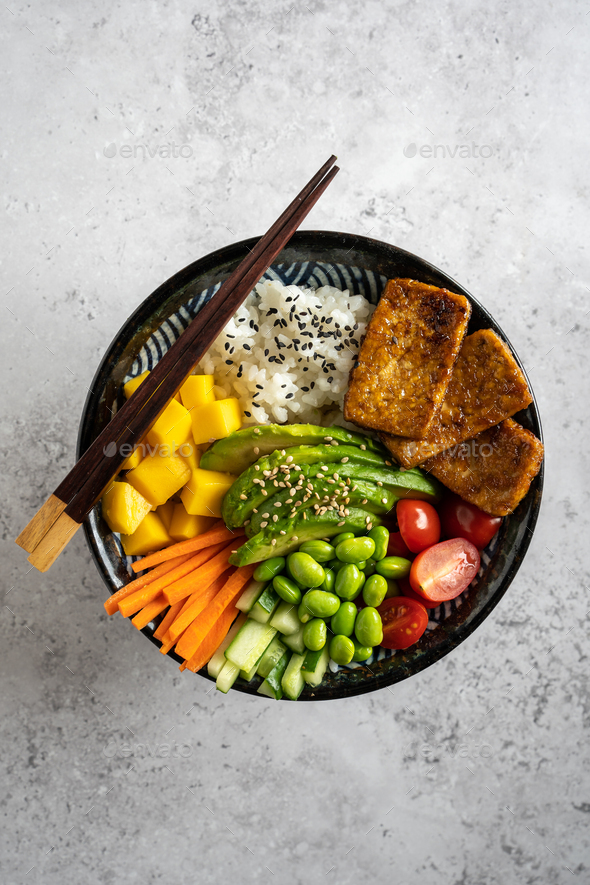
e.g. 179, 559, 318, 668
2, 1, 589, 883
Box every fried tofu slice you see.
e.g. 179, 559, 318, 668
380, 329, 533, 468
423, 419, 544, 516
343, 278, 471, 439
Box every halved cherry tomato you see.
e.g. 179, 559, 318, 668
438, 493, 502, 550
378, 597, 429, 649
396, 577, 440, 610
387, 531, 413, 559
397, 499, 441, 553
409, 538, 480, 603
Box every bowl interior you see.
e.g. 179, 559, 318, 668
79, 231, 543, 700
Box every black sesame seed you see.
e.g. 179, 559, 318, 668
285, 393, 294, 399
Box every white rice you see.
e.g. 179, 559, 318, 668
198, 279, 375, 425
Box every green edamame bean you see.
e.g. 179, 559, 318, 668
321, 569, 335, 593
253, 556, 286, 582
298, 540, 335, 563
332, 532, 355, 546
335, 536, 376, 563
287, 552, 325, 589
375, 556, 412, 580
362, 574, 388, 608
329, 634, 355, 665
298, 600, 313, 624
330, 601, 357, 637
385, 579, 400, 598
303, 618, 327, 651
351, 638, 373, 662
326, 558, 347, 573
301, 589, 341, 619
363, 558, 377, 577
272, 575, 302, 605
334, 563, 365, 601
368, 526, 389, 561
355, 606, 383, 647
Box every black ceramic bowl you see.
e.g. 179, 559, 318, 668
79, 231, 543, 700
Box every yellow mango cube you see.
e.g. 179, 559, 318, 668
191, 398, 242, 446
180, 468, 237, 517
147, 399, 192, 452
101, 481, 151, 535
178, 441, 201, 474
124, 370, 180, 402
123, 370, 150, 399
156, 500, 175, 532
121, 445, 144, 471
168, 501, 217, 542
120, 512, 172, 557
180, 374, 216, 411
126, 450, 191, 507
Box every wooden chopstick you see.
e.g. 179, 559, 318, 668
16, 155, 337, 557
19, 157, 339, 571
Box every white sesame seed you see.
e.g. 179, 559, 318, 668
337, 520, 345, 526
361, 498, 367, 504
255, 465, 260, 471
280, 530, 286, 535
261, 521, 268, 528
271, 538, 276, 545
360, 444, 366, 450
240, 494, 247, 500
274, 502, 282, 507
341, 457, 349, 463
254, 427, 261, 434
254, 447, 260, 455
382, 497, 387, 504
272, 515, 278, 522
261, 490, 268, 496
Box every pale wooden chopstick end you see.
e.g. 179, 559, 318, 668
15, 494, 68, 554
26, 512, 81, 572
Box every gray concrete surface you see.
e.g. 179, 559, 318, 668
1, 1, 589, 883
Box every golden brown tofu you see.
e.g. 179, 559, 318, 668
343, 278, 471, 439
423, 419, 544, 516
380, 329, 533, 468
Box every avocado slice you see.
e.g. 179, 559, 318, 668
229, 507, 383, 566
200, 423, 385, 475
246, 478, 397, 537
224, 454, 441, 528
222, 444, 388, 528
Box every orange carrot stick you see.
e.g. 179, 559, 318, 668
183, 606, 241, 673
131, 521, 242, 572
131, 595, 169, 630
118, 545, 223, 618
104, 553, 192, 615
175, 564, 256, 662
167, 571, 234, 644
159, 635, 179, 655
163, 541, 235, 606
153, 600, 183, 641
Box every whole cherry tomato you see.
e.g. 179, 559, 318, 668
397, 499, 441, 553
438, 493, 502, 549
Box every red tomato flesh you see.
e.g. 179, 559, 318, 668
396, 577, 440, 609
397, 499, 441, 553
387, 530, 413, 559
378, 597, 429, 649
438, 493, 502, 549
409, 538, 480, 603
